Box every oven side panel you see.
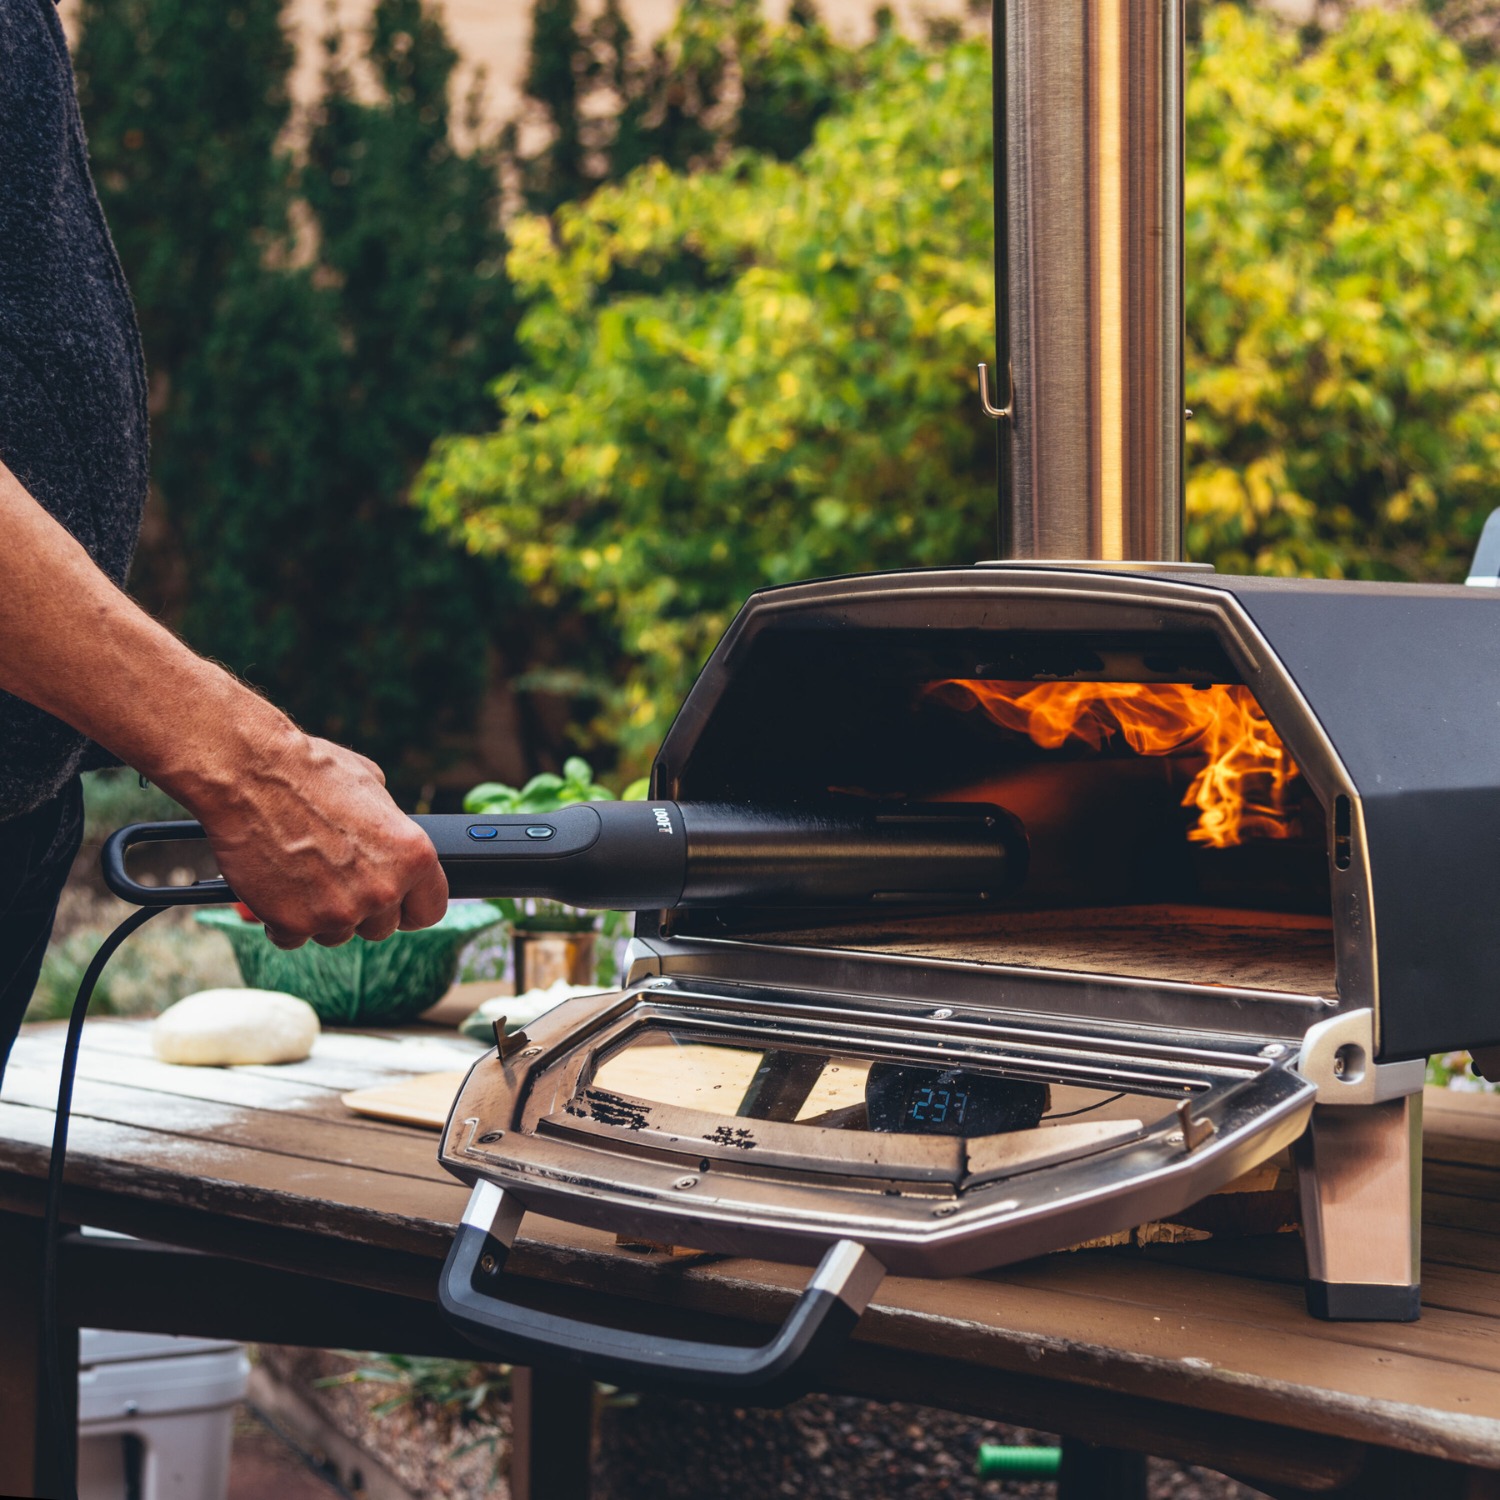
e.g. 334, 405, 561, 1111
1215, 579, 1500, 1059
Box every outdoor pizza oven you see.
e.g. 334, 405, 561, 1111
648, 565, 1500, 1067
431, 0, 1500, 1392
435, 564, 1500, 1391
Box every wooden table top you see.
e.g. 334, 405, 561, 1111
4, 1018, 1500, 1485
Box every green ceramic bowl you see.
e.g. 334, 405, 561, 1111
195, 902, 503, 1026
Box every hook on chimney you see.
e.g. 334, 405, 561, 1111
978, 362, 1013, 421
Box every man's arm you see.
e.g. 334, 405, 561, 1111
0, 458, 447, 948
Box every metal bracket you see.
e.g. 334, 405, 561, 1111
1470, 1046, 1500, 1083
1295, 1009, 1425, 1106
1175, 1098, 1217, 1152
1467, 506, 1500, 585
978, 362, 1013, 421
461, 1179, 525, 1246
492, 1019, 533, 1060
623, 937, 666, 985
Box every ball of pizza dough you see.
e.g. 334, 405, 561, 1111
152, 989, 320, 1066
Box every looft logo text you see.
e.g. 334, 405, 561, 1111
653, 806, 675, 835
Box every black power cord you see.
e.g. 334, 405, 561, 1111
1042, 1090, 1128, 1121
41, 903, 165, 1500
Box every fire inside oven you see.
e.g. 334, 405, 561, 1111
664, 626, 1338, 1001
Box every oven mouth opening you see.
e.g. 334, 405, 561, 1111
668, 627, 1343, 1000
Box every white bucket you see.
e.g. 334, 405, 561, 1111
77, 1329, 250, 1500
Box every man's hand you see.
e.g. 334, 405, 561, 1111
1, 458, 448, 946
187, 733, 448, 949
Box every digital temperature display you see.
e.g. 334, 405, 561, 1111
906, 1084, 969, 1128
865, 1063, 1049, 1138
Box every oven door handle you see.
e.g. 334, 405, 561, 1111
439, 1182, 885, 1397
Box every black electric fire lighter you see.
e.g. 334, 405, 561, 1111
102, 801, 1025, 911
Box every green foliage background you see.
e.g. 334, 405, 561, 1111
507, 0, 877, 211
72, 0, 890, 787
71, 0, 1500, 784
1186, 6, 1500, 578
420, 4, 1500, 772
420, 32, 999, 767
76, 0, 518, 783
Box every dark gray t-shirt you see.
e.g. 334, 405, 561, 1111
0, 0, 149, 819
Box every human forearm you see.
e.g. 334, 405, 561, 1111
1, 459, 447, 945
0, 458, 294, 803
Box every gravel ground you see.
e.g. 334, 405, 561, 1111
260, 1347, 509, 1500
595, 1394, 1272, 1500
228, 1406, 347, 1500
257, 1349, 1270, 1500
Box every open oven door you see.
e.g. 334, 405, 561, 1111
436, 978, 1316, 1397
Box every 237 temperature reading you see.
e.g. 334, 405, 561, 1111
908, 1086, 969, 1126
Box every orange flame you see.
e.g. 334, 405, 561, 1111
925, 680, 1301, 849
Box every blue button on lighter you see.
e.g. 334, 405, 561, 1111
466, 825, 499, 840
525, 825, 556, 839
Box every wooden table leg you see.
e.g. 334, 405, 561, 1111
0, 1211, 76, 1500
1058, 1438, 1148, 1500
509, 1366, 594, 1500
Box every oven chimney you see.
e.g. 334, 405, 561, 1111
989, 0, 1184, 562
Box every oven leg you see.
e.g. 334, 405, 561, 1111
1294, 1093, 1422, 1322
1057, 1439, 1148, 1499
509, 1365, 595, 1500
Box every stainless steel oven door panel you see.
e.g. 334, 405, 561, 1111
439, 980, 1316, 1279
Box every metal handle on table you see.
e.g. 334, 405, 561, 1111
101, 821, 235, 906
438, 1182, 885, 1398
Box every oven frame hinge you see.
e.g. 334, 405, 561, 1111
1295, 1009, 1425, 1106
624, 937, 666, 984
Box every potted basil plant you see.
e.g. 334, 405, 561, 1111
464, 758, 648, 993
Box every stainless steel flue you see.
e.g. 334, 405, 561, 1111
991, 0, 1183, 561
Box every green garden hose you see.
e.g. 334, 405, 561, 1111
975, 1444, 1063, 1478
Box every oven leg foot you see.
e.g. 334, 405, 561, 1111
1294, 1093, 1422, 1322
1058, 1439, 1148, 1499
509, 1365, 595, 1500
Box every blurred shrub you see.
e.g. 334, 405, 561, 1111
323, 1351, 508, 1422
420, 33, 999, 767
78, 769, 185, 848
28, 911, 240, 1022
1185, 6, 1500, 579
72, 0, 882, 786
76, 0, 520, 785
421, 6, 1500, 766
1427, 1051, 1497, 1088
73, 0, 294, 386
509, 0, 878, 212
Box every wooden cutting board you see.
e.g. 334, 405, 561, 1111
340, 1044, 870, 1128
342, 1070, 470, 1129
